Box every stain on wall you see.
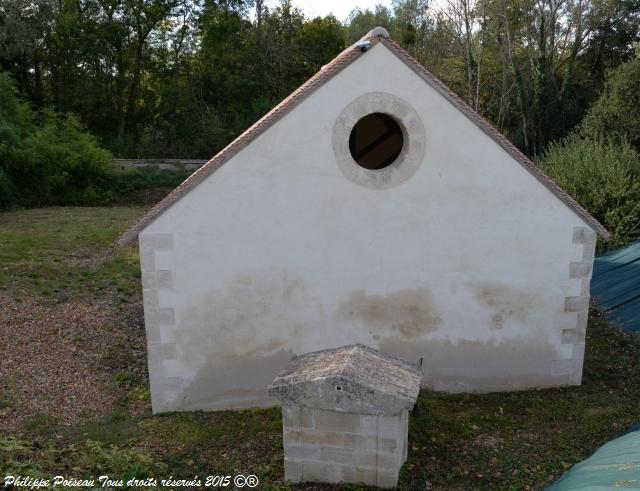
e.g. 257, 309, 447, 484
180, 272, 311, 354
378, 336, 566, 392
177, 348, 295, 410
162, 276, 566, 408
471, 281, 541, 330
168, 272, 315, 409
337, 288, 442, 337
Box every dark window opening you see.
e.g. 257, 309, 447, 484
349, 113, 404, 170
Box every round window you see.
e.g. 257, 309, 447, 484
332, 92, 425, 189
349, 113, 404, 170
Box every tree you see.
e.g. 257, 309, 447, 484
345, 5, 394, 43
580, 57, 640, 150
0, 0, 54, 105
1, 0, 637, 159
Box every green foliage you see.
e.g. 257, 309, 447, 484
0, 74, 114, 208
345, 5, 393, 44
0, 436, 166, 487
23, 413, 59, 433
0, 167, 15, 208
581, 58, 640, 150
81, 439, 167, 480
113, 370, 139, 389
0, 73, 191, 209
135, 0, 346, 159
0, 436, 50, 477
1, 0, 638, 158
94, 166, 192, 204
0, 395, 11, 409
540, 134, 640, 249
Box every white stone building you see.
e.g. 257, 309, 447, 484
118, 28, 609, 413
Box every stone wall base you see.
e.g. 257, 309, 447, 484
282, 406, 408, 488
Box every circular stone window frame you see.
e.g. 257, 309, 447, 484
332, 92, 426, 189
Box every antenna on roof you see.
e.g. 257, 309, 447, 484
355, 26, 389, 52
355, 40, 371, 51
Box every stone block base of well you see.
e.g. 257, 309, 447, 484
282, 406, 409, 488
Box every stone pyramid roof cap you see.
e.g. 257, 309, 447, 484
268, 344, 422, 415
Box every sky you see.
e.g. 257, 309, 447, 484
263, 0, 394, 23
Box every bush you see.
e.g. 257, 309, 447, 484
581, 58, 640, 151
0, 74, 114, 208
0, 73, 191, 208
539, 134, 640, 250
0, 436, 167, 488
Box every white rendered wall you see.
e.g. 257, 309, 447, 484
139, 43, 596, 412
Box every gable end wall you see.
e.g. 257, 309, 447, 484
138, 43, 598, 411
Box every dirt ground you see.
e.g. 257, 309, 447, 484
0, 292, 147, 432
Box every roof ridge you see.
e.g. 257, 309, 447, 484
341, 344, 360, 377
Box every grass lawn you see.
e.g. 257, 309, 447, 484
1, 207, 640, 490
0, 207, 143, 301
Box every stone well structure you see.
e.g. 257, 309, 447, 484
268, 344, 422, 488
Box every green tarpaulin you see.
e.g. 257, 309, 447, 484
546, 426, 640, 490
543, 243, 640, 490
591, 241, 640, 334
